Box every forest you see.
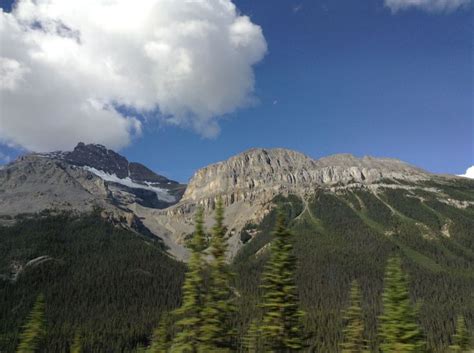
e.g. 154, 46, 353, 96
2, 182, 474, 352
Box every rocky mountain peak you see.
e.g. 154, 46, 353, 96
181, 148, 429, 204
0, 143, 186, 219
317, 153, 425, 173
63, 143, 130, 179
61, 142, 177, 185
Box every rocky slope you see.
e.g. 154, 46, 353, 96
145, 148, 438, 259
1, 145, 471, 261
182, 148, 427, 203
0, 143, 185, 236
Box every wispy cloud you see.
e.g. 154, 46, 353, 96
385, 0, 471, 13
293, 4, 303, 13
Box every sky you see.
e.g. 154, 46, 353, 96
0, 0, 472, 182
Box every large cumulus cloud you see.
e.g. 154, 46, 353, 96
385, 0, 472, 12
0, 0, 267, 152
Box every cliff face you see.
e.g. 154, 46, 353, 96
3, 145, 463, 262
179, 148, 427, 208
144, 148, 431, 260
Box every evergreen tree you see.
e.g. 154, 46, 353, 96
16, 294, 46, 353
135, 344, 148, 353
200, 198, 236, 351
378, 257, 424, 352
449, 315, 470, 352
243, 319, 260, 353
149, 313, 173, 353
260, 212, 305, 352
340, 280, 369, 353
70, 332, 82, 353
171, 208, 207, 353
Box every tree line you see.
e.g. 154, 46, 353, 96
14, 201, 472, 352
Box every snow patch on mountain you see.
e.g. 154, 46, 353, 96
83, 166, 175, 202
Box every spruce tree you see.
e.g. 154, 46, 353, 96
135, 344, 148, 353
200, 198, 236, 351
378, 256, 424, 352
149, 313, 173, 353
449, 315, 470, 352
260, 212, 305, 352
17, 294, 46, 353
340, 280, 369, 353
171, 208, 207, 353
70, 331, 82, 353
243, 319, 260, 353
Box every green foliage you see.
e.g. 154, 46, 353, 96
200, 198, 237, 351
148, 313, 173, 353
69, 332, 82, 353
449, 315, 470, 352
378, 257, 425, 352
353, 190, 395, 228
170, 208, 207, 353
3, 178, 474, 353
16, 294, 45, 353
340, 281, 369, 353
260, 212, 305, 352
242, 320, 260, 353
0, 213, 185, 353
382, 189, 441, 230
234, 186, 474, 352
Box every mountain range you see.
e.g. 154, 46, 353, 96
1, 143, 473, 352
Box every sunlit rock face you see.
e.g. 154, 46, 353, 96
180, 148, 428, 207
0, 145, 438, 261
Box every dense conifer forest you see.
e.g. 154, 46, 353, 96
0, 213, 185, 352
233, 186, 474, 352
1, 181, 474, 352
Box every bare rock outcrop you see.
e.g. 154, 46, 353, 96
148, 148, 430, 260
167, 148, 428, 217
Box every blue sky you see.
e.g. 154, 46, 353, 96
0, 0, 472, 182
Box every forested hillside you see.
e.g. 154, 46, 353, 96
0, 213, 185, 352
1, 178, 473, 352
234, 179, 474, 352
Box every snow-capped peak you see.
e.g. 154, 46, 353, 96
83, 166, 176, 202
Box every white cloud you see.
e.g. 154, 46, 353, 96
0, 0, 267, 152
385, 0, 472, 12
458, 166, 474, 179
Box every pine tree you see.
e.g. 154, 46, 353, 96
378, 256, 425, 352
260, 212, 305, 352
243, 319, 260, 353
149, 313, 173, 353
70, 331, 82, 353
135, 344, 148, 353
449, 315, 470, 352
16, 294, 46, 353
340, 280, 369, 353
200, 198, 236, 351
171, 208, 207, 353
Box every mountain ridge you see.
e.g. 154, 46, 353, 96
1, 143, 474, 352
1, 143, 471, 261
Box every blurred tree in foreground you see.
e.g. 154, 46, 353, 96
16, 294, 45, 353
